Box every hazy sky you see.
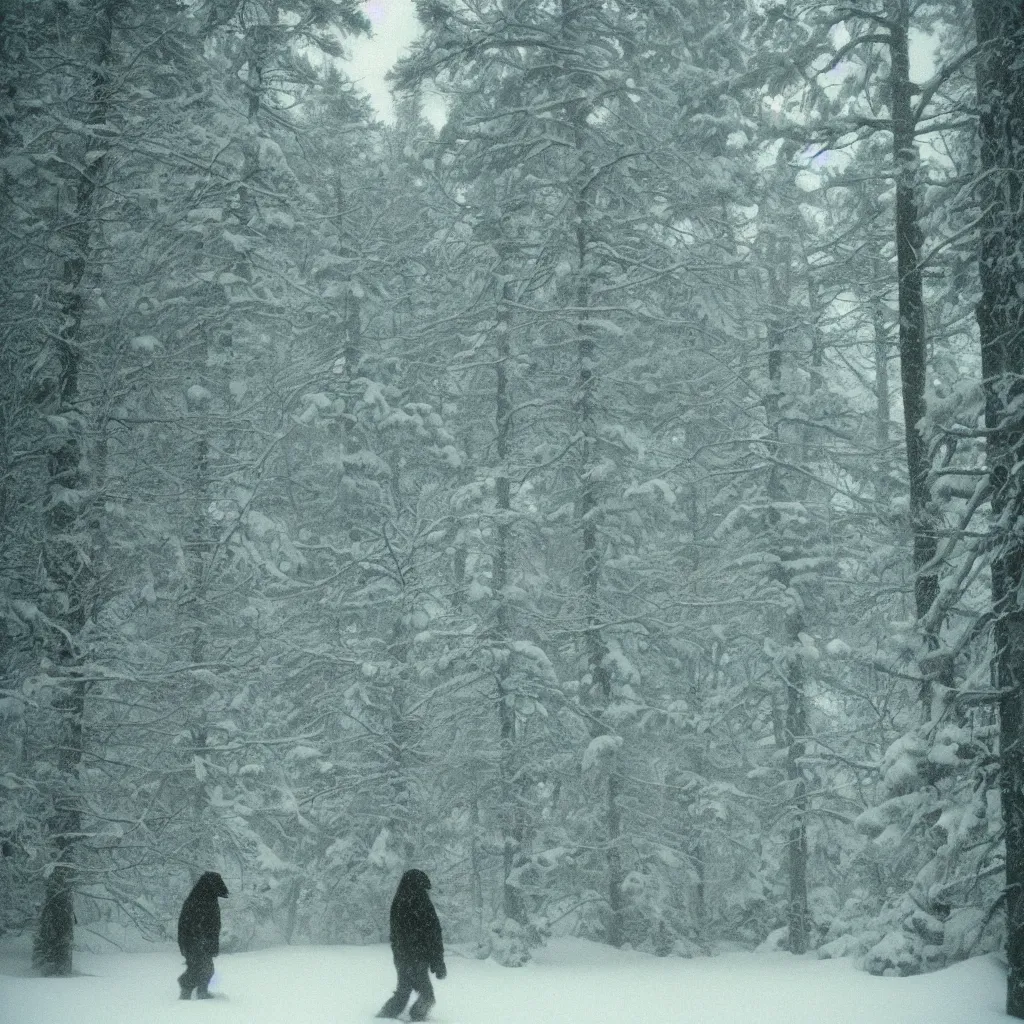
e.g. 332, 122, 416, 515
341, 2, 935, 125
346, 0, 422, 121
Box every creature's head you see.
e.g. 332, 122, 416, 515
399, 868, 432, 893
195, 871, 229, 898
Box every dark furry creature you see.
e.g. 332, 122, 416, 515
377, 869, 446, 1021
176, 871, 228, 1000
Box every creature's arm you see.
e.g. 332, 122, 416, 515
426, 903, 445, 977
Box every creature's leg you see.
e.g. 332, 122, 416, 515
195, 956, 215, 998
377, 964, 414, 1019
409, 964, 435, 1022
178, 958, 197, 999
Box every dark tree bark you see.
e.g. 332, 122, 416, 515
888, 1, 940, 694
972, 1, 1024, 1015
32, 0, 115, 977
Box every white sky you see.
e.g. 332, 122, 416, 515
346, 0, 422, 121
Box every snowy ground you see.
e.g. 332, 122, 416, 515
0, 936, 1010, 1024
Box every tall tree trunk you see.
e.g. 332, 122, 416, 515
493, 276, 526, 924
764, 297, 810, 955
783, 645, 809, 954
888, 0, 940, 706
185, 370, 213, 864
559, 0, 623, 948
972, 1, 1024, 1015
33, 0, 115, 977
571, 159, 623, 951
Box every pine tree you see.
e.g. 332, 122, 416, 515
973, 0, 1024, 1014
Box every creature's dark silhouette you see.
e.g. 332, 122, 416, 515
176, 871, 228, 1000
377, 869, 446, 1021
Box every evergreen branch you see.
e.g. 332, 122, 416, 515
826, 31, 891, 71
832, 6, 898, 31
382, 524, 407, 589
913, 44, 982, 123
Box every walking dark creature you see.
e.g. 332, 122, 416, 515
176, 871, 228, 1000
377, 869, 446, 1021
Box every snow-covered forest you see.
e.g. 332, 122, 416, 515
2, 0, 1024, 1017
